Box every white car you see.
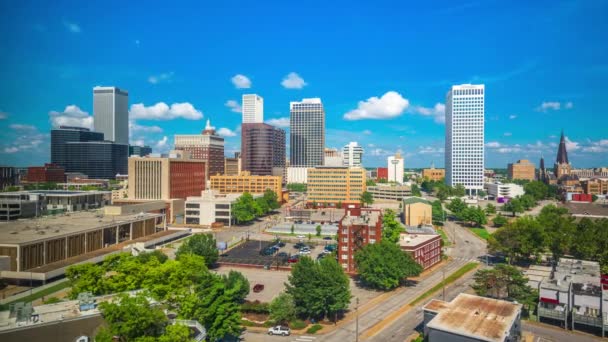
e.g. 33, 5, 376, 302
268, 325, 291, 336
297, 235, 306, 239
299, 248, 311, 255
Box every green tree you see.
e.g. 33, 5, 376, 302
176, 234, 218, 268
524, 181, 548, 201
287, 183, 307, 192
485, 203, 496, 215
354, 240, 422, 290
492, 214, 508, 227
537, 205, 575, 261
270, 293, 297, 324
66, 263, 105, 298
411, 184, 422, 197
452, 184, 466, 197
286, 257, 351, 319
360, 191, 374, 207
436, 185, 448, 202
158, 324, 193, 342
502, 198, 524, 217
263, 189, 281, 210
478, 190, 487, 198
254, 197, 269, 216
460, 206, 487, 227
519, 194, 537, 210
336, 201, 342, 209
366, 179, 376, 186
97, 292, 168, 341
381, 209, 403, 244
291, 224, 295, 234
222, 270, 250, 303
315, 225, 322, 237
431, 200, 444, 225
136, 250, 169, 264
447, 198, 467, 216
488, 216, 547, 263
232, 192, 256, 223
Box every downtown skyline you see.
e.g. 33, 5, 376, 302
1, 0, 607, 168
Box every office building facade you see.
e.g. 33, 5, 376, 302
209, 172, 282, 199
242, 94, 264, 123
0, 166, 18, 190
388, 152, 404, 184
51, 126, 104, 168
508, 159, 535, 181
307, 167, 366, 206
290, 98, 325, 167
65, 141, 128, 179
224, 157, 241, 176
342, 142, 363, 167
174, 119, 225, 177
241, 123, 286, 176
26, 163, 65, 183
129, 145, 152, 157
93, 86, 129, 145
445, 84, 485, 195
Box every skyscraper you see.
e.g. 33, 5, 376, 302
290, 98, 325, 167
342, 142, 364, 167
242, 94, 264, 123
388, 152, 404, 184
174, 119, 225, 177
445, 84, 485, 195
93, 86, 129, 144
241, 123, 286, 176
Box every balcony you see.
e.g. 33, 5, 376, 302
572, 306, 603, 328
537, 302, 568, 321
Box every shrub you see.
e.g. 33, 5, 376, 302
43, 297, 61, 304
306, 324, 323, 334
241, 300, 270, 314
289, 319, 307, 330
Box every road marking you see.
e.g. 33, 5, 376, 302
294, 337, 316, 341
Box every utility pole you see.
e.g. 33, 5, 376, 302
355, 297, 359, 342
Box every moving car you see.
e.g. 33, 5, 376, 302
268, 326, 291, 336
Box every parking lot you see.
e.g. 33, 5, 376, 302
218, 239, 331, 267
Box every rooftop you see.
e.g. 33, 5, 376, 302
426, 293, 522, 342
0, 211, 163, 245
341, 209, 381, 227
423, 299, 449, 313
186, 190, 261, 202
0, 190, 110, 197
402, 196, 431, 205
398, 233, 439, 248
558, 202, 608, 218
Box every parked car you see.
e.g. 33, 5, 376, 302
325, 244, 337, 252
268, 326, 291, 336
253, 284, 265, 292
276, 241, 286, 247
276, 252, 289, 258
294, 242, 306, 249
323, 236, 333, 240
288, 255, 300, 263
299, 249, 311, 255
297, 235, 306, 239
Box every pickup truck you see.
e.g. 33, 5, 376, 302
268, 325, 291, 336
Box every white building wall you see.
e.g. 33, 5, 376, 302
388, 154, 404, 184
287, 167, 308, 184
342, 142, 363, 167
484, 183, 524, 198
242, 94, 264, 123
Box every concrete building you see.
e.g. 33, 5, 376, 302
93, 86, 129, 145
241, 123, 286, 176
129, 145, 152, 157
342, 142, 363, 167
422, 165, 445, 182
0, 190, 110, 218
25, 164, 65, 183
174, 119, 225, 177
376, 167, 388, 181
399, 233, 441, 269
571, 168, 608, 178
402, 197, 433, 227
423, 293, 522, 342
323, 147, 343, 167
484, 182, 525, 198
337, 208, 382, 273
287, 167, 308, 184
367, 184, 411, 201
388, 152, 404, 184
209, 172, 282, 199
224, 155, 241, 176
0, 196, 42, 221
307, 167, 366, 207
507, 159, 535, 181
445, 84, 485, 195
185, 190, 261, 227
290, 98, 325, 167
242, 94, 264, 123
51, 127, 102, 168
581, 178, 608, 196
0, 166, 18, 190
127, 156, 206, 200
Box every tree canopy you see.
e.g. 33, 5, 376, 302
270, 293, 297, 324
381, 209, 403, 244
411, 184, 422, 197
354, 240, 422, 290
176, 234, 219, 267
360, 191, 374, 207
287, 183, 307, 192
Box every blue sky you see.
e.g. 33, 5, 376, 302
1, 0, 607, 168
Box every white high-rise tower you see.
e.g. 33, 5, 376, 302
242, 94, 264, 123
388, 152, 404, 184
93, 86, 129, 144
342, 142, 363, 167
445, 84, 485, 195
290, 98, 325, 167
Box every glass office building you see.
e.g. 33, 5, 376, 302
241, 123, 286, 176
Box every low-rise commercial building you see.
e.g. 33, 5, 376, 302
224, 156, 241, 176
399, 233, 441, 269
581, 178, 608, 196
210, 172, 282, 199
337, 208, 382, 273
185, 190, 261, 227
0, 190, 110, 218
507, 159, 535, 181
423, 293, 522, 342
484, 182, 524, 198
307, 167, 366, 207
402, 197, 433, 227
25, 164, 65, 183
422, 166, 445, 182
367, 184, 411, 201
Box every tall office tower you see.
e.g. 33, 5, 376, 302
342, 142, 364, 167
242, 94, 264, 123
388, 152, 404, 184
174, 119, 225, 177
290, 98, 325, 167
241, 123, 286, 176
93, 86, 129, 144
445, 84, 485, 195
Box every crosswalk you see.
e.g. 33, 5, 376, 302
292, 336, 316, 342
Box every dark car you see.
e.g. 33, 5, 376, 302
260, 248, 275, 256
288, 255, 300, 263
294, 242, 306, 249
323, 236, 333, 240
276, 252, 289, 258
276, 241, 286, 247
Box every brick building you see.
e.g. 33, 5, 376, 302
581, 178, 608, 196
422, 166, 445, 182
210, 171, 282, 200
376, 167, 388, 181
399, 233, 442, 269
507, 159, 535, 181
337, 208, 382, 273
26, 163, 65, 183
174, 119, 225, 178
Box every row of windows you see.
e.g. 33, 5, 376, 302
453, 88, 484, 95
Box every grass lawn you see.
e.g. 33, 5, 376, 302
410, 262, 479, 306
437, 228, 451, 247
0, 280, 71, 310
469, 227, 490, 240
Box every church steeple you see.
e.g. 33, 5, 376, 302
556, 129, 569, 164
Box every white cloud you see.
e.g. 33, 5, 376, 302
418, 146, 445, 154
2, 125, 47, 154
217, 128, 237, 137
10, 124, 36, 131
343, 91, 409, 120
49, 105, 93, 129
130, 102, 203, 120
411, 103, 445, 124
148, 72, 174, 84
225, 100, 242, 113
565, 101, 573, 109
155, 136, 168, 149
231, 74, 251, 89
497, 147, 522, 153
536, 101, 574, 112
63, 20, 81, 33
485, 141, 502, 148
581, 139, 608, 153
367, 143, 375, 147
266, 117, 290, 128
369, 148, 392, 156
0, 112, 7, 120
281, 72, 307, 89
3, 147, 19, 153
565, 137, 580, 151
129, 121, 162, 134
509, 114, 517, 119
503, 132, 512, 137
362, 130, 372, 135
131, 139, 145, 147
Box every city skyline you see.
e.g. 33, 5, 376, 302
1, 0, 607, 168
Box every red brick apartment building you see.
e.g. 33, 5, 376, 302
26, 163, 65, 183
337, 207, 383, 273
399, 233, 442, 269
376, 167, 388, 181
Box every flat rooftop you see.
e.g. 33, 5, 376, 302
426, 293, 522, 342
0, 211, 163, 245
399, 233, 439, 248
423, 299, 449, 313
0, 190, 109, 196
341, 210, 381, 226
559, 202, 608, 218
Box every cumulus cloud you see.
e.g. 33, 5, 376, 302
2, 125, 47, 154
344, 91, 409, 120
49, 105, 93, 129
418, 146, 445, 154
281, 72, 307, 89
536, 101, 573, 112
217, 128, 237, 137
369, 148, 392, 156
225, 100, 242, 113
266, 117, 290, 128
130, 102, 203, 120
231, 74, 251, 88
565, 137, 580, 151
10, 124, 37, 131
497, 147, 522, 153
3, 147, 19, 153
63, 20, 81, 33
485, 141, 501, 148
131, 139, 145, 147
509, 114, 517, 119
148, 72, 174, 84
504, 132, 512, 137
411, 103, 445, 124
129, 121, 162, 134
155, 136, 168, 149
0, 112, 7, 120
